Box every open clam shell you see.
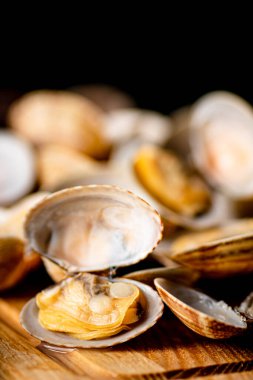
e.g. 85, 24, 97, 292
20, 278, 164, 348
154, 278, 247, 339
190, 91, 253, 199
25, 185, 163, 274
0, 131, 36, 206
170, 219, 253, 278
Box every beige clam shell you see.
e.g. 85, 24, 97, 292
25, 185, 163, 274
190, 91, 253, 199
170, 219, 253, 278
20, 278, 164, 348
155, 278, 246, 339
8, 90, 110, 158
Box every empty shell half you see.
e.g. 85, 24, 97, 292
25, 185, 163, 274
155, 278, 247, 339
20, 274, 164, 348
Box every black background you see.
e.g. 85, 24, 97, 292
0, 15, 252, 116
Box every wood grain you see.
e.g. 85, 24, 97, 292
1, 268, 253, 379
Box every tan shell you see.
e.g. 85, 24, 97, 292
25, 185, 163, 275
20, 278, 164, 348
0, 192, 48, 290
37, 144, 102, 191
170, 219, 253, 278
190, 91, 253, 199
8, 90, 110, 158
155, 278, 247, 339
0, 131, 36, 206
70, 84, 135, 112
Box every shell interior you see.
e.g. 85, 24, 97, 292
20, 278, 164, 348
155, 279, 246, 329
190, 91, 253, 198
25, 186, 162, 272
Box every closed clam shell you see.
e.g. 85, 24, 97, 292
190, 91, 253, 199
25, 185, 163, 274
155, 278, 246, 339
170, 219, 253, 278
20, 278, 164, 348
0, 192, 48, 290
0, 131, 36, 206
8, 90, 110, 158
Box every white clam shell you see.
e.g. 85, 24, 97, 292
25, 185, 163, 273
20, 278, 164, 348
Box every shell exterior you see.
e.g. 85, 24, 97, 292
0, 131, 36, 206
104, 108, 171, 145
37, 144, 102, 191
170, 219, 253, 278
190, 91, 253, 199
0, 192, 48, 291
8, 90, 110, 158
20, 278, 164, 348
25, 185, 163, 274
154, 278, 247, 339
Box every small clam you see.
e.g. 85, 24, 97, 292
0, 131, 36, 206
21, 274, 163, 348
25, 185, 163, 277
0, 192, 48, 290
133, 145, 231, 229
154, 278, 247, 339
37, 144, 102, 191
8, 90, 110, 158
190, 91, 253, 199
69, 84, 135, 112
104, 108, 171, 146
170, 219, 253, 278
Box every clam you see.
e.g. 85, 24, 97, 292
37, 144, 103, 191
25, 185, 163, 274
21, 185, 164, 347
190, 91, 253, 199
69, 84, 135, 112
0, 131, 36, 206
0, 192, 48, 291
8, 90, 110, 158
154, 278, 247, 339
133, 145, 231, 229
170, 219, 253, 278
104, 108, 171, 146
21, 274, 163, 348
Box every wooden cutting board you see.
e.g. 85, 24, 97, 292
0, 266, 253, 380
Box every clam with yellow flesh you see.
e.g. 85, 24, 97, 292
0, 192, 48, 291
8, 90, 110, 158
190, 91, 253, 199
133, 145, 231, 229
155, 278, 248, 339
21, 274, 163, 348
170, 219, 253, 278
21, 185, 164, 346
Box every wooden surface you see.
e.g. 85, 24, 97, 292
0, 266, 253, 380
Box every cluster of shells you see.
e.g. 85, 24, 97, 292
1, 86, 253, 347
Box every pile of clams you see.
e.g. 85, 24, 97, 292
2, 87, 253, 346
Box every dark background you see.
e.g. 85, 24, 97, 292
1, 18, 252, 118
